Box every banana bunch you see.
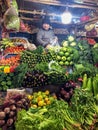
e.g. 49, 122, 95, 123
1, 38, 15, 49
85, 24, 95, 31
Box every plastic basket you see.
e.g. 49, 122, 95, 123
3, 53, 18, 59
10, 37, 29, 45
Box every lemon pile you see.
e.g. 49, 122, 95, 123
28, 90, 57, 108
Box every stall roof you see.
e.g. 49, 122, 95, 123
16, 0, 98, 26
0, 0, 98, 26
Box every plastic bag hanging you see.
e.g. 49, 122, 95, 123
3, 0, 20, 31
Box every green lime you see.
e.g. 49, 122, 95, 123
61, 47, 67, 52
70, 54, 74, 58
58, 51, 64, 56
65, 52, 70, 57
67, 57, 71, 61
61, 56, 66, 61
56, 56, 61, 60
59, 61, 64, 66
68, 48, 73, 53
64, 61, 69, 66
70, 61, 74, 65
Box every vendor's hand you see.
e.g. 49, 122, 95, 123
24, 44, 28, 49
46, 44, 53, 49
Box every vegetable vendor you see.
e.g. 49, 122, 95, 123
37, 17, 59, 48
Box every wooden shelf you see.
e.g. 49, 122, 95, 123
86, 35, 98, 38
76, 35, 98, 38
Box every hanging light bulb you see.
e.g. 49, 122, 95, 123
61, 6, 72, 24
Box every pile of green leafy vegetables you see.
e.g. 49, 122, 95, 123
15, 88, 98, 130
32, 61, 67, 85
15, 99, 81, 130
69, 62, 98, 81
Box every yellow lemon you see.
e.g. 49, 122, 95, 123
38, 100, 44, 107
27, 95, 33, 100
31, 104, 37, 108
45, 90, 50, 95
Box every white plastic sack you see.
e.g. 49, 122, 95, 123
4, 6, 20, 31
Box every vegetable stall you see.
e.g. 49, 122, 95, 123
0, 35, 98, 130
0, 0, 98, 130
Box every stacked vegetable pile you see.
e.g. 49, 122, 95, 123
15, 88, 98, 130
11, 63, 28, 88
58, 81, 77, 102
21, 46, 56, 69
22, 70, 50, 87
0, 54, 20, 66
71, 62, 98, 82
76, 39, 93, 64
82, 73, 98, 100
22, 61, 67, 88
0, 65, 16, 73
0, 72, 15, 91
87, 38, 96, 45
62, 36, 96, 64
0, 93, 30, 129
10, 37, 28, 44
28, 90, 56, 108
92, 44, 98, 64
62, 36, 77, 47
4, 46, 25, 54
70, 88, 98, 130
0, 63, 28, 91
56, 46, 79, 66
21, 50, 37, 68
0, 38, 14, 49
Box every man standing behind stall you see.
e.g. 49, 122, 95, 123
37, 17, 59, 48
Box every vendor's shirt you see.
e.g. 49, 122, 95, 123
37, 28, 55, 47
